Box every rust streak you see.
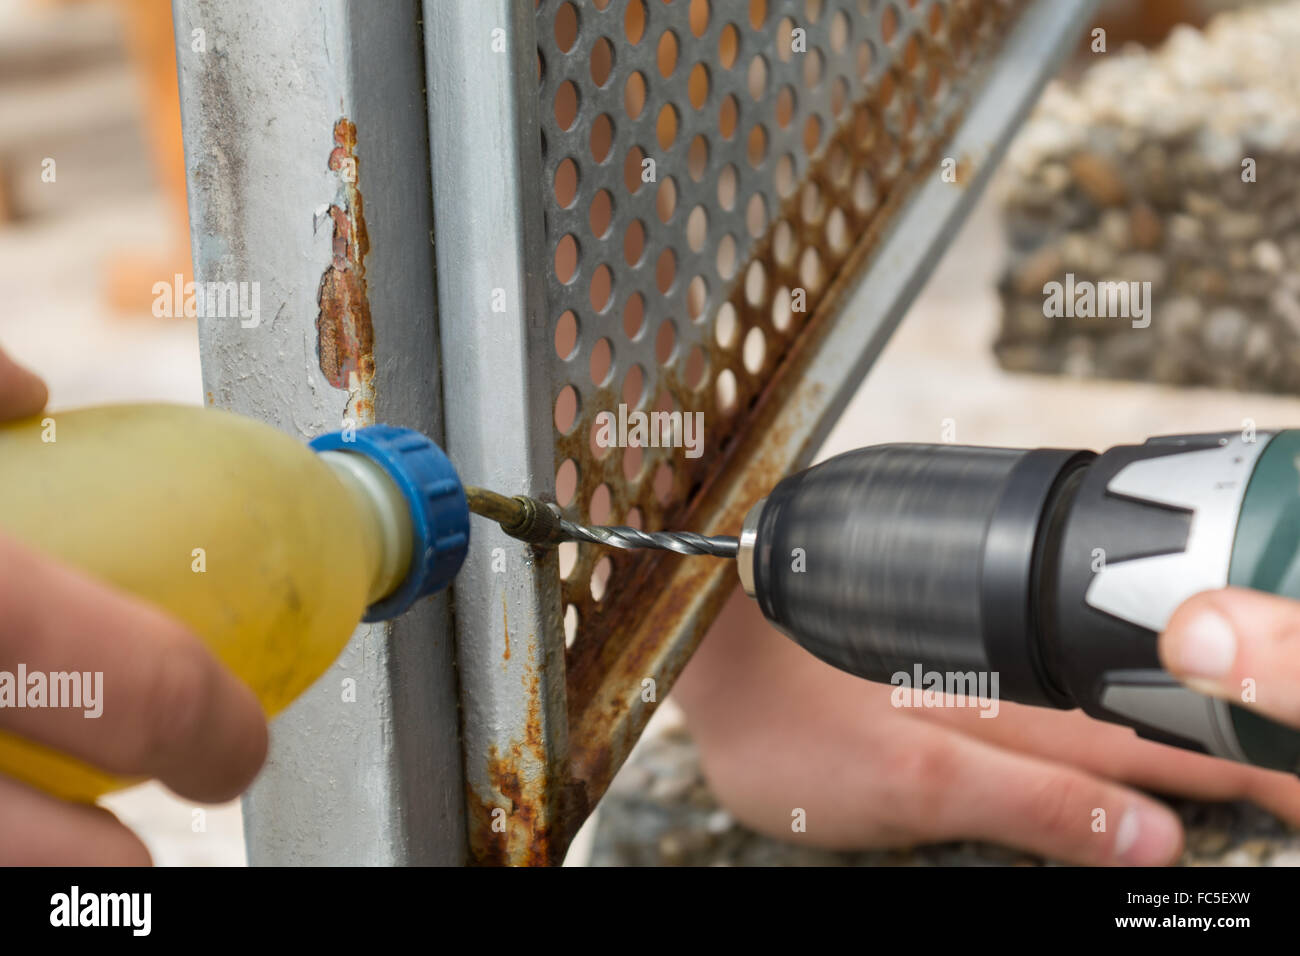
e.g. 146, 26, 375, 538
316, 118, 375, 424
502, 593, 511, 662
465, 636, 583, 866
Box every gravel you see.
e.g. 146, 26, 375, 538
997, 1, 1300, 393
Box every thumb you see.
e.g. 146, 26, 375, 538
1159, 588, 1300, 730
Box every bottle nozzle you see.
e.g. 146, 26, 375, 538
310, 426, 469, 621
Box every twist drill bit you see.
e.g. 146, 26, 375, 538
555, 518, 739, 558
464, 486, 738, 557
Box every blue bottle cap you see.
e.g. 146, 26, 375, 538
310, 425, 468, 621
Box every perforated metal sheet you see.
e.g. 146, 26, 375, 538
538, 0, 1022, 656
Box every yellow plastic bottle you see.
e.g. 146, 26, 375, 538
0, 404, 468, 802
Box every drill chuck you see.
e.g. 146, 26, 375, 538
739, 431, 1300, 774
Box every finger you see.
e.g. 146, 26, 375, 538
902, 721, 1184, 866
1159, 588, 1300, 729
0, 535, 267, 802
913, 697, 1300, 823
0, 773, 151, 865
0, 348, 48, 420
687, 597, 1178, 863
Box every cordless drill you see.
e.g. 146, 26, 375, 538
736, 429, 1300, 773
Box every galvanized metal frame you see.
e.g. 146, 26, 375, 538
179, 0, 1097, 865
174, 0, 466, 865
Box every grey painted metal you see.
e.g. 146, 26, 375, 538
174, 0, 466, 865
422, 0, 571, 864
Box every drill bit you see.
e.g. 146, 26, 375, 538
464, 485, 738, 558
556, 518, 739, 558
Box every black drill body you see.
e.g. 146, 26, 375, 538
739, 434, 1300, 773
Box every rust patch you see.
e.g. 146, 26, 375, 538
465, 641, 587, 866
953, 153, 976, 188
316, 118, 375, 424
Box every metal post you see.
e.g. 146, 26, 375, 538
422, 0, 573, 866
174, 0, 466, 865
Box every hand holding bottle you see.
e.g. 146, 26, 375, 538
0, 348, 267, 865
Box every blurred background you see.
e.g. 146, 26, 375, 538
3, 0, 1300, 865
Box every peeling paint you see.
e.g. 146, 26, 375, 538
316, 118, 375, 424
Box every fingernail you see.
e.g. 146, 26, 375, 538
1114, 804, 1181, 865
1174, 609, 1236, 679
